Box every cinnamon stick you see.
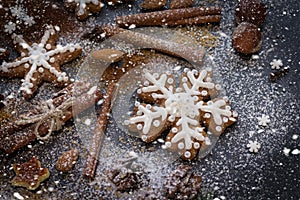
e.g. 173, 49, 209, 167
0, 83, 102, 154
104, 27, 206, 64
115, 6, 221, 28
84, 83, 115, 178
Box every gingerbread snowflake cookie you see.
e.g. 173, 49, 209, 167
125, 68, 238, 160
64, 0, 102, 20
0, 25, 82, 99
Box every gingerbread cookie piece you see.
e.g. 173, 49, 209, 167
0, 25, 82, 99
12, 157, 50, 190
55, 149, 79, 172
126, 68, 237, 160
64, 0, 102, 20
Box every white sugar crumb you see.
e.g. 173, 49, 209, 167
291, 149, 299, 155
251, 55, 259, 60
292, 134, 298, 140
128, 24, 136, 29
48, 187, 54, 192
283, 147, 291, 156
84, 118, 92, 126
13, 192, 24, 200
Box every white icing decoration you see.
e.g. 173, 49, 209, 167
127, 69, 216, 152
197, 99, 232, 125
0, 25, 81, 95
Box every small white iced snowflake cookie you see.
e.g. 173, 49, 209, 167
0, 25, 82, 99
125, 68, 238, 160
64, 0, 102, 20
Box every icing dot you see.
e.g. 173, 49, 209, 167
182, 77, 188, 82
168, 115, 175, 122
38, 67, 44, 73
141, 135, 147, 141
153, 120, 160, 127
144, 81, 149, 86
137, 89, 142, 94
204, 113, 211, 118
184, 151, 191, 158
50, 57, 55, 63
46, 44, 51, 49
223, 117, 229, 123
134, 101, 140, 107
167, 78, 174, 84
194, 142, 200, 149
225, 106, 231, 110
136, 110, 142, 115
216, 126, 222, 132
137, 124, 143, 130
178, 142, 185, 149
24, 63, 30, 68
207, 101, 213, 105
193, 96, 198, 101
165, 141, 172, 148
223, 96, 229, 101
146, 104, 152, 109
171, 127, 178, 133
201, 90, 208, 96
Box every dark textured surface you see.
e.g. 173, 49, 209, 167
0, 0, 299, 199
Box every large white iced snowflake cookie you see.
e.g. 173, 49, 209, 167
125, 68, 238, 160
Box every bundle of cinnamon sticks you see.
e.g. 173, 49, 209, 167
0, 82, 102, 154
116, 6, 222, 28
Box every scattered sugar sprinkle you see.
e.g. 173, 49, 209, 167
292, 134, 298, 140
13, 192, 24, 200
84, 118, 92, 126
291, 149, 299, 155
283, 147, 291, 156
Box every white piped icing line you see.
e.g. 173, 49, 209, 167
0, 25, 82, 96
126, 68, 234, 159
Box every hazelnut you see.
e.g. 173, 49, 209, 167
232, 22, 262, 54
235, 0, 267, 27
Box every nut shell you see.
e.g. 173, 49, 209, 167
232, 22, 262, 54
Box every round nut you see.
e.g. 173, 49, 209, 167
232, 22, 262, 54
235, 0, 267, 27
